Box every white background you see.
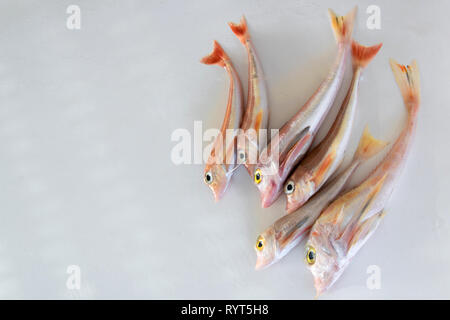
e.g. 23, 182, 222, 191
0, 0, 448, 299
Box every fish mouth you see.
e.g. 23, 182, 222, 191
261, 194, 278, 208
261, 196, 273, 208
313, 278, 326, 298
254, 257, 273, 271
210, 183, 227, 202
260, 182, 279, 208
285, 198, 299, 214
254, 260, 265, 271
286, 188, 310, 213
213, 191, 222, 202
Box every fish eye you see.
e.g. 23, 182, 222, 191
204, 171, 213, 184
254, 169, 262, 184
306, 246, 316, 265
256, 235, 265, 251
238, 150, 246, 162
284, 181, 295, 194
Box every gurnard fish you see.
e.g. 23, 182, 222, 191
284, 40, 382, 213
228, 17, 270, 175
201, 41, 244, 201
255, 127, 386, 270
305, 60, 420, 296
253, 7, 356, 208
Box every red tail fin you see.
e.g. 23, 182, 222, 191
228, 16, 249, 44
200, 40, 229, 67
351, 41, 382, 69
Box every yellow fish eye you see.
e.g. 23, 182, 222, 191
256, 236, 265, 251
254, 169, 262, 184
306, 246, 316, 265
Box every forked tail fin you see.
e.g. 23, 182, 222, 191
228, 16, 249, 44
351, 40, 382, 69
328, 7, 357, 44
200, 40, 229, 67
389, 59, 420, 113
354, 126, 387, 162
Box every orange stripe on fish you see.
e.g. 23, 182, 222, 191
254, 110, 263, 131
312, 151, 336, 186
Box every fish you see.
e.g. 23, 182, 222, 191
305, 60, 420, 297
284, 40, 382, 213
255, 126, 386, 270
252, 7, 356, 208
228, 17, 270, 175
201, 41, 244, 201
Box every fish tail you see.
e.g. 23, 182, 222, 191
354, 126, 387, 161
351, 40, 382, 69
200, 40, 229, 67
228, 16, 249, 44
328, 6, 357, 44
389, 59, 420, 112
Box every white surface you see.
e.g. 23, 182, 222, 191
0, 0, 448, 299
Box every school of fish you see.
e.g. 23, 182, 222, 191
200, 6, 420, 297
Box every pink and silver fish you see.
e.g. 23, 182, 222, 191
284, 40, 382, 213
228, 17, 270, 175
201, 41, 244, 201
255, 127, 386, 270
305, 60, 421, 296
253, 7, 356, 208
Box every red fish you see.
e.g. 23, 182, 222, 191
201, 41, 244, 201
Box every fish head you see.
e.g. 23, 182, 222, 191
256, 171, 279, 208
305, 224, 343, 297
203, 163, 230, 202
260, 182, 279, 208
252, 158, 282, 208
284, 172, 315, 213
254, 227, 277, 270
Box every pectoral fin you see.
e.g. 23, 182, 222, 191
279, 216, 309, 252
279, 127, 312, 179
347, 210, 386, 256
333, 204, 346, 226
